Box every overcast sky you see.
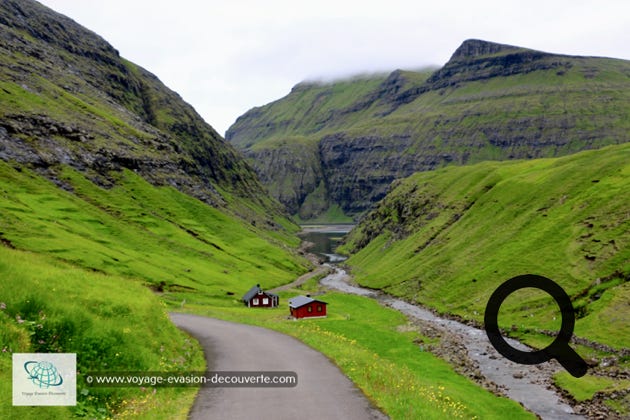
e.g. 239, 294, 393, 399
39, 0, 630, 136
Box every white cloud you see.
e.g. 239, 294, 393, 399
38, 0, 630, 135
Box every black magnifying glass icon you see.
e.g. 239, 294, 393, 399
484, 274, 588, 378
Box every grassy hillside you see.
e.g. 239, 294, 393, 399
0, 160, 308, 418
341, 143, 629, 348
228, 75, 400, 148
228, 40, 630, 221
340, 143, 629, 413
0, 1, 309, 417
0, 162, 306, 295
0, 0, 287, 225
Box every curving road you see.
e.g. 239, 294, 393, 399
170, 313, 387, 420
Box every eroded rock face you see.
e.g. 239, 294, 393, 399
243, 144, 324, 215
228, 39, 630, 220
0, 0, 284, 220
418, 40, 574, 95
451, 39, 521, 59
319, 133, 413, 215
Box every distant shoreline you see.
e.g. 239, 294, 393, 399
299, 224, 355, 233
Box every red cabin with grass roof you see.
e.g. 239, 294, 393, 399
288, 295, 327, 319
242, 284, 279, 308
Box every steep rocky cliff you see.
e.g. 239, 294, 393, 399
0, 0, 286, 226
227, 39, 630, 220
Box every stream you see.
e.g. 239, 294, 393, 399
303, 227, 584, 419
321, 267, 583, 420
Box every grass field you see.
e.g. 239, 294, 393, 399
176, 290, 535, 419
0, 161, 309, 418
0, 247, 205, 419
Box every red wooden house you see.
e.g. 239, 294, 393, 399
288, 295, 327, 319
242, 284, 279, 308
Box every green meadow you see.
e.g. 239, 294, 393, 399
0, 247, 204, 419
0, 160, 308, 418
178, 290, 534, 419
0, 158, 537, 419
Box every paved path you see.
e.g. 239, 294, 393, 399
170, 313, 387, 420
268, 265, 331, 293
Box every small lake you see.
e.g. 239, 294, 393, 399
298, 225, 354, 262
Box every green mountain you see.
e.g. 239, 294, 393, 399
338, 142, 630, 413
0, 1, 307, 417
0, 0, 289, 225
340, 141, 629, 356
227, 39, 630, 221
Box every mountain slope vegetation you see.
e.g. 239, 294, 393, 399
0, 0, 287, 225
228, 39, 630, 221
341, 143, 629, 349
0, 1, 308, 417
339, 142, 630, 413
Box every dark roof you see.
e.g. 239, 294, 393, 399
288, 295, 327, 309
242, 285, 278, 302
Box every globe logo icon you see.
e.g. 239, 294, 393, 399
24, 361, 63, 388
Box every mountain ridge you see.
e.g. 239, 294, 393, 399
227, 39, 630, 220
0, 0, 287, 226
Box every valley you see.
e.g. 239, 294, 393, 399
321, 266, 580, 419
0, 1, 628, 419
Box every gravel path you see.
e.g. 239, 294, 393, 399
268, 264, 331, 293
